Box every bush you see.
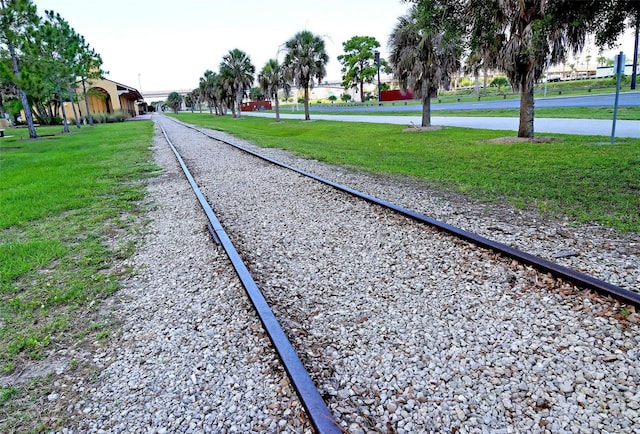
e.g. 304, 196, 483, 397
458, 77, 472, 87
107, 111, 126, 123
490, 76, 509, 89
91, 111, 126, 124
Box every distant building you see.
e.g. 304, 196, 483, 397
64, 77, 146, 119
596, 64, 639, 78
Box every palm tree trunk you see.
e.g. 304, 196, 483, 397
230, 101, 236, 118
482, 67, 488, 95
274, 92, 281, 123
420, 79, 431, 127
236, 90, 243, 119
518, 76, 535, 138
304, 87, 310, 121
474, 70, 480, 99
360, 80, 365, 103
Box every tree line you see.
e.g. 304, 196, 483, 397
179, 0, 638, 138
0, 0, 104, 139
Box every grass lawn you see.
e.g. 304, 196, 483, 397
0, 121, 156, 431
431, 106, 640, 120
173, 113, 640, 232
304, 106, 640, 120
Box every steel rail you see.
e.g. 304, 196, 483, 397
159, 125, 342, 434
169, 116, 640, 309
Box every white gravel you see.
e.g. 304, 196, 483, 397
63, 114, 638, 433
62, 119, 311, 433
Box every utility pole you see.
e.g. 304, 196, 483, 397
631, 10, 639, 90
375, 51, 381, 105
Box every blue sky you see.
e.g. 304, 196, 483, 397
33, 0, 637, 93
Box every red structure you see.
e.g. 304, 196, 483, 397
241, 100, 272, 111
379, 89, 414, 102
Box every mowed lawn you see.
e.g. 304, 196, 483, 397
174, 112, 640, 232
1, 121, 156, 431
309, 106, 640, 120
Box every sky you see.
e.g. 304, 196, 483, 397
33, 0, 638, 94
32, 0, 411, 92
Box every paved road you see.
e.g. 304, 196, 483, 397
247, 112, 640, 138
312, 92, 640, 112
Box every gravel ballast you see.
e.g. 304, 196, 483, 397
66, 115, 638, 433
65, 120, 311, 433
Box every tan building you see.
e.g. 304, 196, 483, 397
64, 77, 145, 120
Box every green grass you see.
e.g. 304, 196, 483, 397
0, 121, 156, 431
307, 106, 640, 120
172, 113, 640, 232
431, 106, 640, 120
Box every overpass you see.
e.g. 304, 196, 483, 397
140, 81, 350, 103
142, 89, 191, 103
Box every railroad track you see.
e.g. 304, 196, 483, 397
158, 115, 640, 433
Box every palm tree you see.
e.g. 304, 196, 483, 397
597, 55, 607, 67
219, 48, 255, 119
282, 30, 329, 121
258, 58, 289, 122
166, 92, 182, 114
190, 87, 201, 113
464, 51, 483, 99
468, 0, 595, 137
199, 69, 229, 116
388, 3, 462, 127
217, 65, 236, 117
466, 0, 501, 95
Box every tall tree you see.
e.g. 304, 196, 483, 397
76, 37, 104, 126
190, 87, 201, 113
465, 0, 501, 95
217, 65, 236, 117
466, 0, 617, 137
38, 10, 78, 132
282, 30, 329, 121
0, 0, 39, 138
258, 58, 289, 122
590, 0, 640, 90
185, 90, 196, 112
199, 69, 217, 114
338, 35, 382, 102
166, 91, 181, 114
219, 48, 255, 119
389, 1, 463, 127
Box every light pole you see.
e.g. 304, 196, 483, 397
632, 10, 639, 90
374, 50, 381, 105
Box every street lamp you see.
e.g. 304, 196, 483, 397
374, 50, 381, 105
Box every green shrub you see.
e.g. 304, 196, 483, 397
107, 111, 126, 123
